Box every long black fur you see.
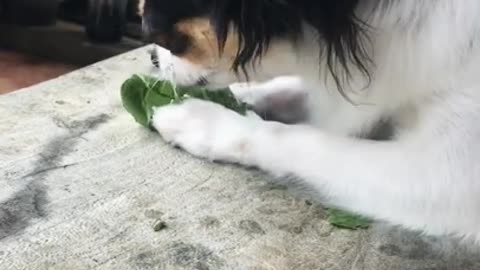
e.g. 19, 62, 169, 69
212, 0, 372, 97
143, 0, 372, 96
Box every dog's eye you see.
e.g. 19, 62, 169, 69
166, 32, 191, 55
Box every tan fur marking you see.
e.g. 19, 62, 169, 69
174, 18, 239, 69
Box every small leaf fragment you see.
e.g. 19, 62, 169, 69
326, 208, 372, 230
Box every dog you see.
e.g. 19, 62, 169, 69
139, 0, 480, 243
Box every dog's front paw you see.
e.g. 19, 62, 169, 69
151, 99, 258, 164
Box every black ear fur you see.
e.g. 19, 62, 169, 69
301, 1, 372, 97
211, 0, 372, 96
212, 0, 302, 77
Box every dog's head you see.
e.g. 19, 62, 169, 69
139, 0, 370, 91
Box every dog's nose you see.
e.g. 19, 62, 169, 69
149, 46, 160, 68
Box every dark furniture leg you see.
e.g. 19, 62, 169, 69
85, 0, 129, 43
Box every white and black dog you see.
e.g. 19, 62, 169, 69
139, 0, 480, 243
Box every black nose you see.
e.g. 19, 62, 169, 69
196, 77, 208, 86
150, 47, 160, 68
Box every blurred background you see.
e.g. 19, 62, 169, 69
0, 0, 144, 94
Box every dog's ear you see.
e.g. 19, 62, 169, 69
299, 0, 372, 97
211, 0, 371, 97
211, 0, 302, 75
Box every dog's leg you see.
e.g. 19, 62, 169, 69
238, 92, 480, 239
152, 90, 480, 240
230, 76, 309, 123
231, 76, 389, 136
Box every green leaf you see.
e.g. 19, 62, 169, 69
120, 74, 251, 128
326, 208, 372, 230
151, 80, 176, 99
120, 75, 150, 127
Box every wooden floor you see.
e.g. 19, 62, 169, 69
0, 21, 143, 95
0, 49, 77, 94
